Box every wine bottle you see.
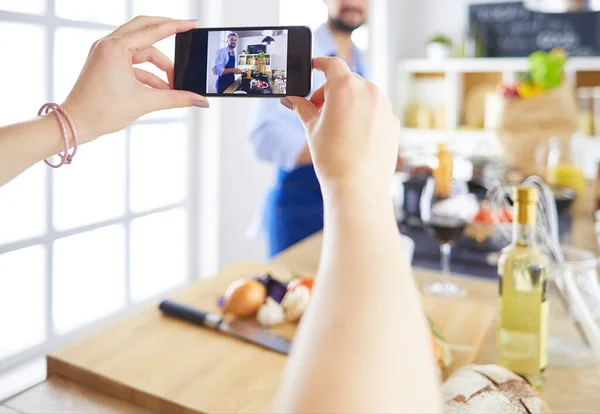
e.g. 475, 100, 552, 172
497, 185, 549, 391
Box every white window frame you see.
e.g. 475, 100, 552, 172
0, 0, 203, 373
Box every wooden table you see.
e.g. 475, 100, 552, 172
2, 215, 600, 413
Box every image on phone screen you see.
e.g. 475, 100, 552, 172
174, 26, 312, 97
208, 30, 288, 95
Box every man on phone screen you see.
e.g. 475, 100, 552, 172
248, 0, 377, 257
213, 32, 243, 93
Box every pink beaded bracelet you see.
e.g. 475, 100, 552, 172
39, 103, 79, 168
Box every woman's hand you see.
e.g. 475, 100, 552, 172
285, 57, 400, 192
62, 16, 208, 144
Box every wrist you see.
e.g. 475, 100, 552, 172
61, 100, 94, 144
321, 176, 390, 205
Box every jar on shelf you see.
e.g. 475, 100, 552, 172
593, 87, 600, 137
577, 87, 594, 136
536, 136, 586, 213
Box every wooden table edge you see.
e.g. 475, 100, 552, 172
46, 357, 199, 414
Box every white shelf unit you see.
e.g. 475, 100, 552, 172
237, 53, 272, 71
396, 58, 600, 177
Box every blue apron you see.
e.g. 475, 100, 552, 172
266, 165, 323, 257
266, 56, 365, 257
217, 52, 235, 93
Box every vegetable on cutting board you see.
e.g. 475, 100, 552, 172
222, 279, 267, 318
287, 277, 314, 292
257, 298, 285, 327
255, 274, 288, 303
282, 285, 311, 322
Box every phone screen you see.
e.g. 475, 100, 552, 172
174, 26, 312, 97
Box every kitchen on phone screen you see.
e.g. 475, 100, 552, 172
174, 26, 312, 97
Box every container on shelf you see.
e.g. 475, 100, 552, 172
416, 106, 433, 129
593, 87, 600, 137
577, 87, 594, 136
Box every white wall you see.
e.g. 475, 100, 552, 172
212, 0, 281, 269
267, 32, 288, 72
389, 0, 514, 59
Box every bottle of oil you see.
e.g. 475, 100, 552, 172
433, 143, 452, 198
497, 185, 549, 391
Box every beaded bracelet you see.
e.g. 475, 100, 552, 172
39, 103, 79, 168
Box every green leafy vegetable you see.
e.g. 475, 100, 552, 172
528, 49, 567, 90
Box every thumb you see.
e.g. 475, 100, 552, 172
284, 96, 320, 128
149, 90, 209, 111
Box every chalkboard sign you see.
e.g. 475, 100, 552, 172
248, 44, 267, 54
469, 2, 600, 57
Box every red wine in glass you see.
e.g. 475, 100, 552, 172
428, 216, 468, 244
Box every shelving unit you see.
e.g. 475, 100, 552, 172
396, 57, 600, 176
237, 53, 271, 71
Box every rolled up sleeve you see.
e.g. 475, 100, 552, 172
248, 99, 307, 172
212, 49, 227, 76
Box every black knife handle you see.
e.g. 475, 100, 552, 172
159, 300, 220, 329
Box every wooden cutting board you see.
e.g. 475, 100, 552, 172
47, 262, 495, 414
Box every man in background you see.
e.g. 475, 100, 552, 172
248, 0, 373, 256
212, 32, 243, 93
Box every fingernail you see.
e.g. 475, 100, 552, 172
188, 19, 200, 27
280, 98, 294, 110
193, 101, 210, 108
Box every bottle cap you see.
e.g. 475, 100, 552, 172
514, 185, 538, 204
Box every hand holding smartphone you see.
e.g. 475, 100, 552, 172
174, 26, 313, 97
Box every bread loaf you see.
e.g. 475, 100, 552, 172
443, 364, 542, 414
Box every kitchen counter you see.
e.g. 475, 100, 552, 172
223, 76, 242, 94
223, 75, 284, 95
2, 215, 600, 413
268, 78, 286, 95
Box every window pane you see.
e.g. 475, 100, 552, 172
55, 0, 126, 25
54, 28, 110, 102
0, 164, 46, 245
53, 225, 126, 335
0, 245, 46, 360
132, 0, 190, 19
129, 123, 187, 212
53, 131, 126, 231
130, 209, 187, 302
0, 0, 45, 14
0, 23, 46, 126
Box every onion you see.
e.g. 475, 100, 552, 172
223, 279, 267, 318
254, 274, 288, 304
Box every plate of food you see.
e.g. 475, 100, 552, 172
250, 79, 269, 89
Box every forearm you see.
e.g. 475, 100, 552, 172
276, 180, 442, 413
0, 116, 65, 187
222, 68, 237, 75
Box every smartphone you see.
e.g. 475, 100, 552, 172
174, 26, 312, 98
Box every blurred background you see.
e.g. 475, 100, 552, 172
2, 0, 600, 399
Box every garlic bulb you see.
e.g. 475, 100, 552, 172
256, 297, 285, 327
282, 285, 311, 322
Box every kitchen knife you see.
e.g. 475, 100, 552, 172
158, 300, 291, 355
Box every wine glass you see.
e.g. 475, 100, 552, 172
420, 177, 475, 297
